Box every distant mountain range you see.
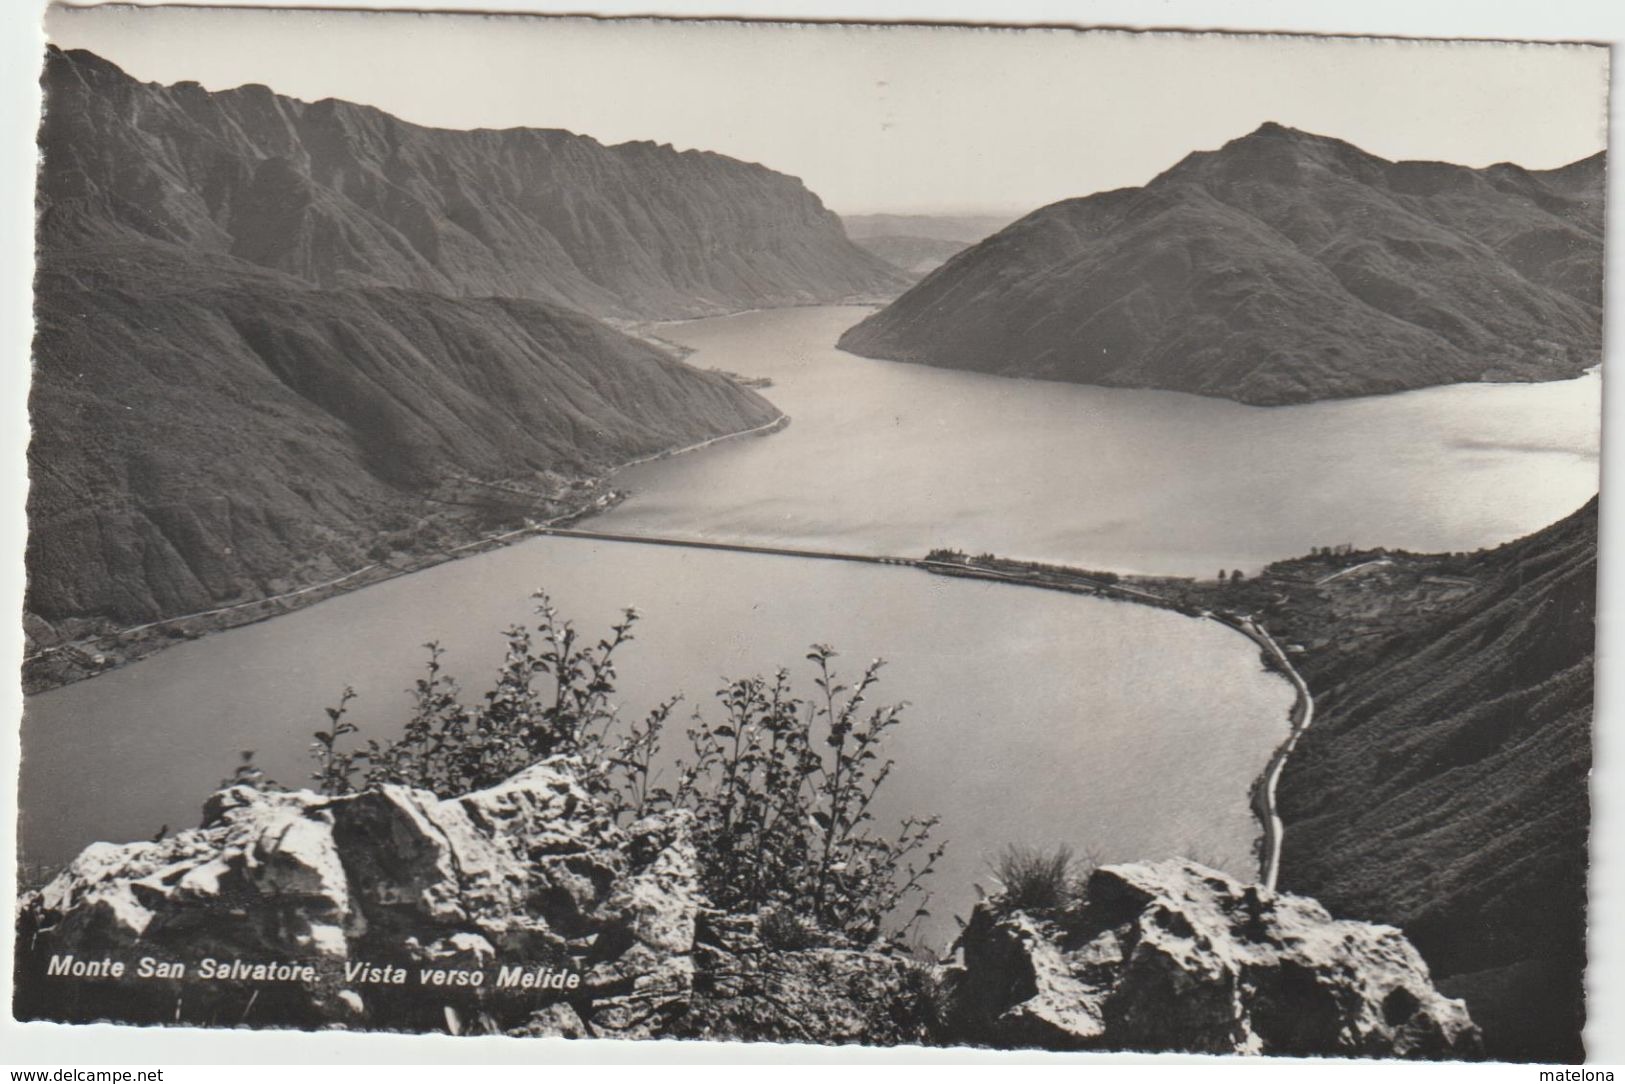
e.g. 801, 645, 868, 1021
28, 46, 890, 633
840, 123, 1604, 404
842, 213, 1017, 244
1279, 497, 1596, 1061
847, 235, 971, 276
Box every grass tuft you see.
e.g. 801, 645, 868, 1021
992, 844, 1081, 912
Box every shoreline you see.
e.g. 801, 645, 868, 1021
911, 556, 1313, 888
1235, 616, 1313, 892
24, 292, 845, 694
835, 341, 1602, 411
606, 412, 788, 474
415, 530, 1310, 890
27, 507, 1317, 896
21, 411, 790, 696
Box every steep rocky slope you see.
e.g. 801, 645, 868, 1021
840, 124, 1603, 404
1276, 498, 1596, 1062
41, 47, 904, 319
28, 243, 779, 627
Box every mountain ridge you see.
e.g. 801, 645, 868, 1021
29, 46, 882, 646
839, 123, 1604, 404
41, 46, 906, 319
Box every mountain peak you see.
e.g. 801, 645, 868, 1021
1249, 120, 1297, 137
1221, 121, 1358, 156
43, 44, 130, 88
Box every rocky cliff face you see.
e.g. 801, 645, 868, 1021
839, 123, 1603, 404
17, 760, 1477, 1057
41, 47, 903, 319
1277, 498, 1597, 1062
12, 756, 933, 1044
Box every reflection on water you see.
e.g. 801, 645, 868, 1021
603, 306, 1600, 576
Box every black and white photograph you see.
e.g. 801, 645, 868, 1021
4, 1, 1612, 1067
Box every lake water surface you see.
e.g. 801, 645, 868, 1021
606, 306, 1600, 576
21, 539, 1291, 945
21, 305, 1599, 943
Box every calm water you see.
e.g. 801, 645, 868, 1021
21, 305, 1598, 942
21, 539, 1290, 945
605, 307, 1600, 576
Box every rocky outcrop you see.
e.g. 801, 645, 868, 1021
14, 758, 702, 1037
14, 755, 933, 1044
840, 123, 1603, 404
15, 761, 1480, 1057
943, 860, 1482, 1058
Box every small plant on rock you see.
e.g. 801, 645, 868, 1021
992, 843, 1085, 912
310, 591, 649, 798
668, 647, 945, 944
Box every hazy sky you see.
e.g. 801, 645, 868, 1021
45, 5, 1610, 215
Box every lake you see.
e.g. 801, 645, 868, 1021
20, 305, 1598, 944
19, 539, 1292, 946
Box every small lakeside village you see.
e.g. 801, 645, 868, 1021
923, 542, 1486, 674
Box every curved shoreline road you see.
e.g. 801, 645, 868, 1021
530, 526, 1315, 887
1225, 616, 1314, 891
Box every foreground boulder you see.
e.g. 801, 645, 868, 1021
14, 758, 700, 1036
944, 860, 1482, 1058
15, 756, 934, 1045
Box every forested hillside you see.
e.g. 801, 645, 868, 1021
1277, 499, 1596, 1062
